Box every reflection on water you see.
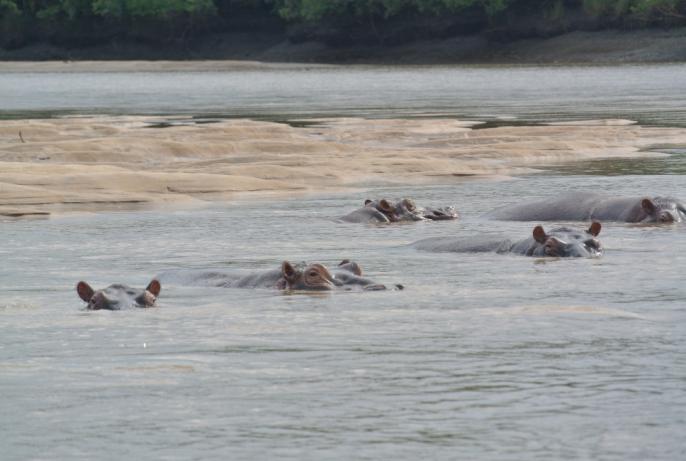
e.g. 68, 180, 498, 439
1, 161, 685, 459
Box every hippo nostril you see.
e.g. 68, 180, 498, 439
88, 293, 104, 310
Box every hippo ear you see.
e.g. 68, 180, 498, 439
364, 199, 373, 206
588, 221, 602, 237
642, 198, 657, 215
401, 198, 416, 211
339, 260, 362, 276
146, 279, 161, 297
76, 281, 94, 302
281, 261, 298, 282
533, 226, 548, 244
378, 199, 393, 212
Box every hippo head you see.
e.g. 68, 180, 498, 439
278, 260, 403, 291
421, 204, 459, 221
394, 198, 425, 221
531, 222, 603, 258
279, 261, 337, 290
365, 198, 401, 222
76, 280, 161, 310
365, 198, 458, 222
640, 197, 685, 223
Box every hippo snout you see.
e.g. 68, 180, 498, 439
658, 212, 675, 223
88, 292, 104, 310
89, 292, 119, 310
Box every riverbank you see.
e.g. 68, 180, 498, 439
2, 28, 686, 64
2, 116, 686, 217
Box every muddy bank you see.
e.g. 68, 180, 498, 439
2, 28, 686, 64
1, 116, 686, 217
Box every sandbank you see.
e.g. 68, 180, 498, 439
1, 116, 685, 217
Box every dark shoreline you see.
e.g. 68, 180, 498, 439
2, 28, 686, 65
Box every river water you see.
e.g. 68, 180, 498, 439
1, 65, 686, 460
2, 63, 686, 125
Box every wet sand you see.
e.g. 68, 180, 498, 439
2, 115, 686, 217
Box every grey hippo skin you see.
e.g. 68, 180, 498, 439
340, 198, 458, 223
160, 260, 403, 291
487, 192, 685, 223
412, 223, 603, 258
76, 279, 161, 310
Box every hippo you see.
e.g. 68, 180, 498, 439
412, 222, 603, 258
487, 192, 685, 223
159, 260, 403, 291
76, 279, 161, 310
339, 198, 458, 223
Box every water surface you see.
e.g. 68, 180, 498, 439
2, 161, 685, 460
1, 64, 686, 125
1, 64, 686, 460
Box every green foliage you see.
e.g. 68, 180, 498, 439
545, 0, 566, 21
29, 0, 92, 20
92, 0, 216, 18
91, 0, 125, 16
0, 0, 19, 16
273, 0, 517, 22
632, 0, 685, 19
6, 0, 686, 22
583, 0, 685, 18
2, 0, 685, 48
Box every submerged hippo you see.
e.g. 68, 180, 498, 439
487, 192, 685, 223
412, 222, 603, 258
159, 260, 402, 291
340, 198, 458, 223
76, 279, 161, 310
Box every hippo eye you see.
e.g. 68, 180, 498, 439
309, 271, 319, 277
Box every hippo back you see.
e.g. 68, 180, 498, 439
486, 192, 602, 221
411, 236, 512, 253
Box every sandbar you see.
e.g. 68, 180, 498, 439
1, 116, 685, 217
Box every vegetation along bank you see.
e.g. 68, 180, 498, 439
1, 1, 686, 62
